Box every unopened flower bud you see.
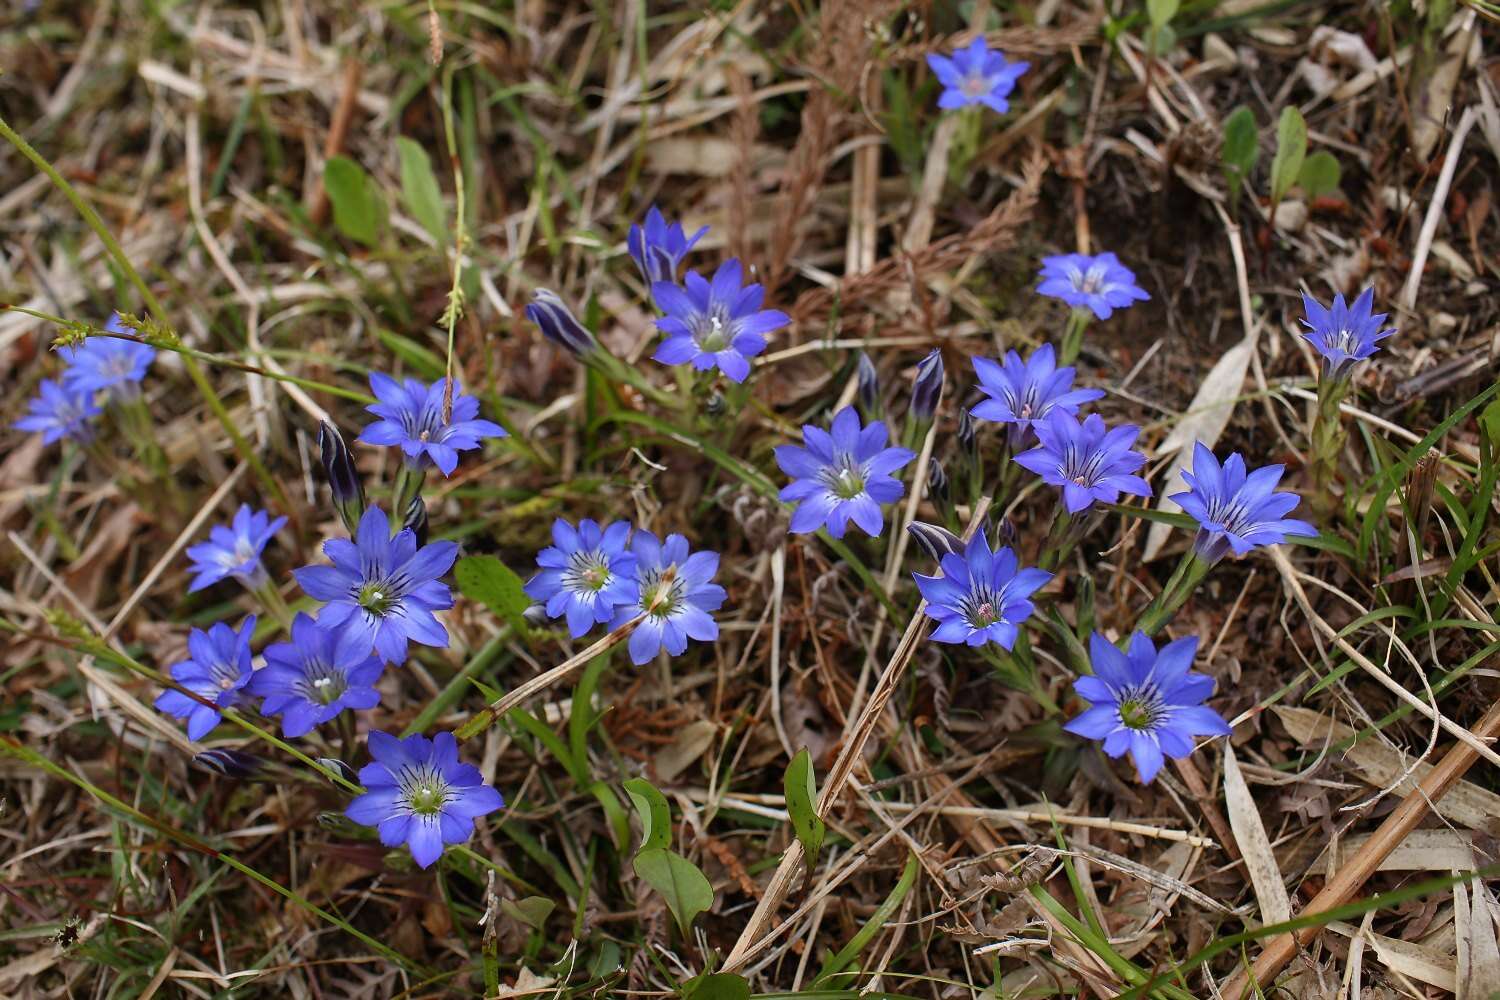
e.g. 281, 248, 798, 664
907, 520, 964, 562
403, 494, 429, 547
316, 756, 360, 784
911, 348, 944, 420
857, 351, 880, 415
192, 748, 264, 779
319, 421, 365, 533
958, 407, 976, 456
522, 603, 551, 627
928, 459, 949, 504
525, 289, 597, 358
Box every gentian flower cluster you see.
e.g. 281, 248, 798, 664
1065, 632, 1231, 783
629, 205, 707, 286
1014, 411, 1151, 513
652, 259, 789, 383
971, 343, 1102, 449
154, 617, 257, 740
927, 37, 1029, 113
185, 504, 287, 593
524, 519, 726, 666
1300, 286, 1396, 380
775, 406, 916, 539
247, 613, 383, 738
913, 529, 1050, 649
1171, 444, 1317, 564
15, 313, 155, 447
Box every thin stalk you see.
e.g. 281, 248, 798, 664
1058, 307, 1092, 366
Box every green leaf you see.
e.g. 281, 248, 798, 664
499, 895, 555, 930
632, 848, 713, 936
623, 777, 671, 853
1297, 150, 1342, 200
454, 555, 532, 640
395, 136, 448, 247
684, 973, 750, 1000
1147, 0, 1180, 27
1269, 106, 1307, 206
1150, 22, 1177, 55
1221, 106, 1259, 173
784, 748, 826, 867
1483, 399, 1500, 448
323, 156, 384, 246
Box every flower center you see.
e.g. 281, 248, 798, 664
563, 550, 613, 595
1076, 267, 1106, 295
1328, 328, 1358, 354
961, 586, 1003, 630
358, 581, 395, 615
297, 659, 349, 705
821, 456, 868, 501
399, 765, 452, 816
640, 567, 685, 620
961, 72, 990, 98
1116, 685, 1165, 731
1060, 444, 1107, 489
695, 313, 731, 353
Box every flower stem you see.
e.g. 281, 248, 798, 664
1135, 552, 1211, 637
391, 464, 426, 527
1058, 308, 1092, 367
252, 579, 296, 632
1308, 375, 1349, 522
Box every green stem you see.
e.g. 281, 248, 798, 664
0, 112, 289, 513
1134, 552, 1211, 637
251, 578, 296, 632
1059, 307, 1092, 366
1308, 375, 1349, 522
391, 463, 426, 524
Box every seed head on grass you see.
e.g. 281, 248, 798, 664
153, 617, 257, 740
523, 518, 638, 638
15, 378, 99, 444
247, 613, 383, 738
345, 731, 504, 869
1065, 632, 1231, 783
185, 503, 287, 593
775, 405, 915, 539
913, 529, 1050, 648
650, 259, 789, 383
1014, 411, 1151, 513
926, 37, 1029, 113
293, 506, 457, 665
610, 531, 725, 666
1170, 443, 1317, 564
358, 374, 506, 477
1037, 252, 1150, 320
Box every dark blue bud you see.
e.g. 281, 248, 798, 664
857, 351, 879, 414
928, 459, 949, 504
907, 520, 964, 562
319, 421, 365, 533
526, 289, 597, 358
403, 495, 429, 547
911, 348, 944, 420
316, 756, 360, 784
192, 748, 264, 779
958, 407, 977, 455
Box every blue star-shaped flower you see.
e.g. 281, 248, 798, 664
1014, 411, 1151, 513
1170, 443, 1317, 563
60, 313, 157, 401
913, 529, 1051, 648
609, 531, 726, 666
185, 504, 287, 593
523, 518, 638, 638
970, 343, 1103, 448
775, 405, 916, 539
651, 259, 789, 383
153, 617, 257, 740
358, 374, 507, 477
293, 506, 457, 664
345, 731, 504, 869
628, 205, 707, 286
14, 378, 100, 445
1299, 286, 1396, 379
247, 612, 383, 738
1037, 252, 1151, 320
1065, 631, 1232, 783
926, 37, 1029, 113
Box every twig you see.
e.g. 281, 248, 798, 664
1401, 106, 1480, 313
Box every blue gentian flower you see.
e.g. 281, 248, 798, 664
926, 37, 1029, 113
1014, 411, 1151, 513
609, 531, 726, 666
1065, 631, 1232, 783
1299, 287, 1396, 379
15, 379, 100, 444
913, 529, 1050, 648
345, 731, 505, 869
293, 506, 457, 664
153, 617, 257, 740
1170, 443, 1317, 563
651, 259, 789, 383
1037, 252, 1151, 320
358, 374, 506, 477
523, 518, 638, 638
246, 613, 383, 738
775, 406, 916, 539
60, 314, 156, 401
185, 504, 288, 593
971, 343, 1103, 447
628, 205, 707, 286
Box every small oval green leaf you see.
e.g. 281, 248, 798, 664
323, 155, 384, 246
396, 136, 448, 247
623, 777, 672, 853
633, 848, 713, 936
1270, 106, 1308, 207
784, 747, 826, 867
1297, 150, 1342, 201
454, 555, 532, 639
